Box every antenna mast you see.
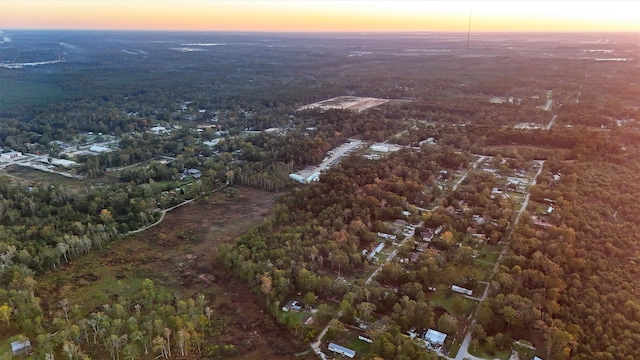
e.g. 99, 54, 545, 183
465, 4, 473, 59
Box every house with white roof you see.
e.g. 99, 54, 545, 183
424, 329, 447, 347
328, 342, 356, 358
1, 151, 22, 159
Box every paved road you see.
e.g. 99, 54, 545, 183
452, 156, 486, 192
301, 139, 364, 177
414, 155, 488, 213
313, 223, 422, 358
310, 325, 330, 360
365, 222, 422, 285
546, 114, 558, 130
514, 160, 544, 227
310, 156, 545, 360
453, 160, 544, 360
455, 330, 483, 360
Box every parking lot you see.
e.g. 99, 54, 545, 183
298, 139, 364, 179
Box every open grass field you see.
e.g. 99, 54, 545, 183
0, 165, 112, 196
427, 290, 476, 317
447, 338, 461, 358
343, 331, 372, 354
2, 165, 79, 186
299, 96, 391, 112
36, 186, 313, 360
469, 344, 512, 360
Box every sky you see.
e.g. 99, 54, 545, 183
0, 0, 638, 33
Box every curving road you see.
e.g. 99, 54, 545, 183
126, 179, 229, 236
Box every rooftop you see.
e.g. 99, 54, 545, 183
425, 329, 447, 345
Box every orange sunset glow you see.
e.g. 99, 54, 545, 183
1, 0, 638, 33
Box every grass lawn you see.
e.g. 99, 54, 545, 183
469, 344, 512, 360
360, 267, 378, 282
468, 259, 496, 283
345, 337, 371, 354
373, 252, 387, 263
477, 244, 500, 258
513, 203, 524, 213
428, 290, 476, 316
447, 338, 461, 358
514, 345, 536, 360
509, 192, 525, 205
3, 165, 81, 188
476, 250, 500, 264
427, 288, 452, 308
279, 309, 309, 326
333, 329, 371, 355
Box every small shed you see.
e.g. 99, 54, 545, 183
328, 342, 356, 358
282, 300, 302, 312
11, 339, 32, 356
358, 335, 373, 343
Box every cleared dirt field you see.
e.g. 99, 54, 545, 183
38, 186, 311, 360
299, 96, 390, 112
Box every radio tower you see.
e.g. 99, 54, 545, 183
465, 5, 472, 67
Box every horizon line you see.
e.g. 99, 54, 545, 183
2, 28, 639, 35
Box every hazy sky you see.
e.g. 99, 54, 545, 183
1, 1, 638, 33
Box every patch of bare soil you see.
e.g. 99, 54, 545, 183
130, 187, 308, 359
40, 187, 311, 360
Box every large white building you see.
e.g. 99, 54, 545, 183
370, 144, 389, 152
52, 159, 79, 168
306, 172, 320, 183
1, 151, 22, 159
289, 173, 306, 184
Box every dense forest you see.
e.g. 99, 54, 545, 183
482, 158, 640, 360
